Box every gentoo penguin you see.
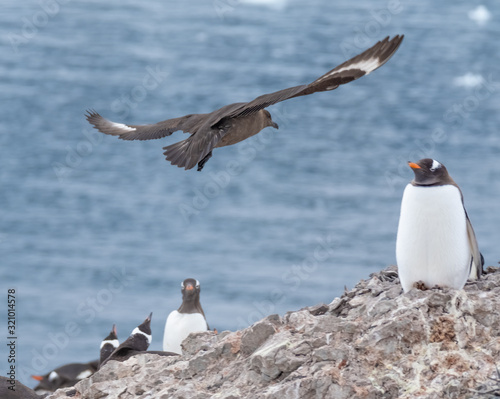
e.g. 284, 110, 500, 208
32, 360, 98, 393
99, 313, 152, 369
86, 35, 403, 171
396, 158, 483, 292
99, 324, 119, 367
163, 278, 209, 354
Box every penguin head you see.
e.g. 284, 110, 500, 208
129, 313, 153, 350
32, 371, 60, 391
181, 278, 201, 302
99, 324, 119, 365
103, 324, 118, 342
408, 159, 454, 186
136, 313, 153, 337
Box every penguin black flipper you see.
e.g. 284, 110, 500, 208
106, 347, 139, 362
465, 211, 483, 279
99, 345, 138, 369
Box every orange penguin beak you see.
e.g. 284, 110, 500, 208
32, 375, 44, 381
408, 162, 421, 169
185, 284, 194, 291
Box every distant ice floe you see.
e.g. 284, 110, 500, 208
468, 5, 491, 26
239, 0, 288, 10
453, 73, 485, 88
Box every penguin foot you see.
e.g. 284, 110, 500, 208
413, 281, 429, 291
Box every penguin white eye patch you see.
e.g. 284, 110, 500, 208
430, 159, 441, 171
48, 371, 59, 381
181, 279, 200, 288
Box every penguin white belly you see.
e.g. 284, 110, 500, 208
396, 184, 471, 292
163, 311, 208, 354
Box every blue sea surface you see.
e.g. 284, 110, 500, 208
1, 0, 499, 388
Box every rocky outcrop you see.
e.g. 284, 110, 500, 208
47, 266, 500, 399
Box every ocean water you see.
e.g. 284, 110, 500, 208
1, 0, 499, 388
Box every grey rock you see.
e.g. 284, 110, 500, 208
181, 330, 218, 356
249, 331, 292, 381
46, 266, 500, 399
240, 317, 279, 355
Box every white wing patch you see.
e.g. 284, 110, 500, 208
335, 57, 381, 75
317, 56, 381, 84
110, 122, 136, 132
131, 327, 152, 344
